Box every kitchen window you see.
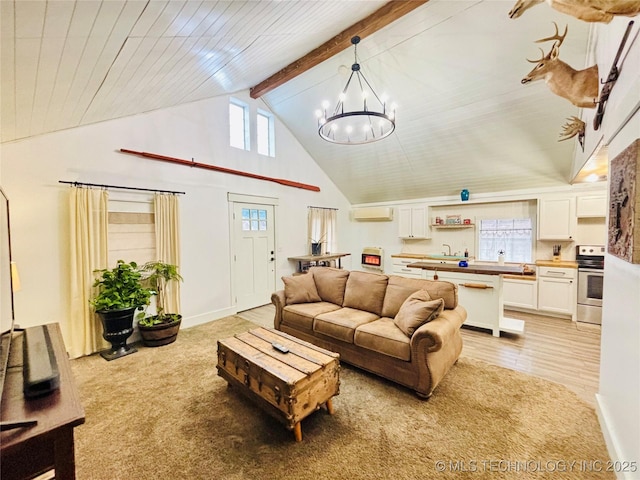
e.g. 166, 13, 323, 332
478, 218, 532, 263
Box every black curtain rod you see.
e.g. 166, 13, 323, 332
59, 180, 185, 195
307, 206, 338, 210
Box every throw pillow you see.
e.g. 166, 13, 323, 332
394, 290, 444, 337
282, 273, 321, 305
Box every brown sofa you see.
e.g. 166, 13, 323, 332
271, 267, 467, 398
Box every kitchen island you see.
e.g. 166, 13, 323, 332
408, 261, 527, 337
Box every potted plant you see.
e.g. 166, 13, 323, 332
90, 260, 154, 360
137, 261, 183, 347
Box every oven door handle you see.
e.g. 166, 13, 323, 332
578, 268, 604, 274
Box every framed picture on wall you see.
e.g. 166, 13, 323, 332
608, 138, 640, 264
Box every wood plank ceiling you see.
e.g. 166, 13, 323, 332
1, 1, 598, 204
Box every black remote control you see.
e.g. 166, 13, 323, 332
272, 342, 289, 353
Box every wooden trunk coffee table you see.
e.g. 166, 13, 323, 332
216, 327, 340, 442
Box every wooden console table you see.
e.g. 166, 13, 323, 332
288, 253, 351, 272
1, 323, 85, 480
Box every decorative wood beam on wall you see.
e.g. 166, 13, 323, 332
249, 0, 429, 99
120, 149, 321, 192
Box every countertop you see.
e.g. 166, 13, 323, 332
391, 253, 435, 259
407, 262, 526, 276
535, 260, 578, 268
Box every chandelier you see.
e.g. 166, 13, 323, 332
316, 36, 396, 145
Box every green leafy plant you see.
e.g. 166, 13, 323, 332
138, 261, 183, 327
90, 260, 154, 312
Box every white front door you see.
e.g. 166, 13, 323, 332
232, 202, 276, 311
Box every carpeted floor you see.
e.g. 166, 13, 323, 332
71, 316, 613, 479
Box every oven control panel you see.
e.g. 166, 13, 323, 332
577, 245, 605, 256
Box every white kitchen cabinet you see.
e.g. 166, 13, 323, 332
576, 195, 607, 218
503, 278, 537, 309
538, 197, 575, 240
391, 257, 423, 279
537, 266, 576, 319
398, 206, 430, 239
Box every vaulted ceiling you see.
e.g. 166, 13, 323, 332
1, 0, 597, 204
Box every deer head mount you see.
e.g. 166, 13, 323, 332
508, 0, 640, 23
521, 23, 598, 108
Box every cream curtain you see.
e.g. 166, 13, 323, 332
307, 207, 337, 255
69, 187, 109, 358
154, 193, 181, 313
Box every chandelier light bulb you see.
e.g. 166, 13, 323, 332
322, 100, 330, 109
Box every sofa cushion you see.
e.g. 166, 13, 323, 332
282, 302, 341, 331
354, 317, 411, 361
382, 276, 457, 316
314, 307, 379, 343
342, 271, 388, 315
394, 291, 445, 337
309, 267, 350, 305
282, 274, 321, 305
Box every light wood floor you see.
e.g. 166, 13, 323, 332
238, 305, 601, 406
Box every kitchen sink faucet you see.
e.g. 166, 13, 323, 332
442, 244, 451, 255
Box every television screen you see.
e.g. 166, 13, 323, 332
0, 187, 15, 398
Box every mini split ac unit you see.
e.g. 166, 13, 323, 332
352, 207, 393, 221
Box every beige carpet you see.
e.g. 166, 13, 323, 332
71, 316, 613, 479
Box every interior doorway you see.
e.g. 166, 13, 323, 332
230, 197, 276, 312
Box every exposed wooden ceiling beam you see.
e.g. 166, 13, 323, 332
249, 0, 429, 99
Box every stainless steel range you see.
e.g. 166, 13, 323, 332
576, 245, 604, 325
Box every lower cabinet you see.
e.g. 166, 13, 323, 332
503, 278, 538, 310
537, 277, 576, 317
391, 257, 423, 279
537, 266, 577, 319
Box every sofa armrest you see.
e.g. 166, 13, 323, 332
271, 290, 286, 329
410, 306, 467, 353
409, 305, 466, 397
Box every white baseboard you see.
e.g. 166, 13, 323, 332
595, 393, 636, 480
181, 307, 237, 329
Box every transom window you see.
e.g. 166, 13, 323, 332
478, 218, 532, 263
257, 109, 275, 157
229, 98, 250, 151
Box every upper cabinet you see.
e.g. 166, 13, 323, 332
398, 206, 430, 239
538, 197, 575, 240
576, 195, 607, 218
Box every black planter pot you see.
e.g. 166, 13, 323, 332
96, 307, 138, 361
138, 315, 182, 347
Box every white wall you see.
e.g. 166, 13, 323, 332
0, 91, 352, 343
590, 18, 640, 478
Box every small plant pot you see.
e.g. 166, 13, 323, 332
138, 315, 182, 347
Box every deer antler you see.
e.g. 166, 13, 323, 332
527, 48, 547, 63
558, 116, 585, 150
535, 22, 568, 47
558, 116, 585, 140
